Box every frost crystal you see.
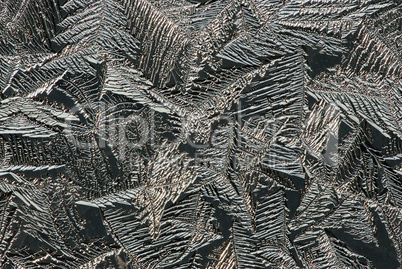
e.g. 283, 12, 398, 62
0, 0, 401, 268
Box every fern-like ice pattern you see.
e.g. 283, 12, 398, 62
0, 0, 401, 268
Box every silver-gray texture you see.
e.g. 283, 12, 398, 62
0, 0, 402, 268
